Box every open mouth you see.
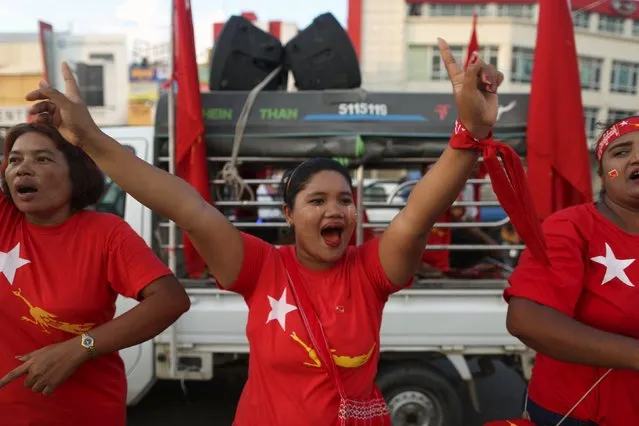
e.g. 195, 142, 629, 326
631, 171, 639, 181
320, 224, 345, 248
15, 184, 38, 196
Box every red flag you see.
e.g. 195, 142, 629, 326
526, 0, 592, 221
173, 0, 211, 277
464, 12, 480, 70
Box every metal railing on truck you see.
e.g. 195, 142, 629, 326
152, 153, 525, 290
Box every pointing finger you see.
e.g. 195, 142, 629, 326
437, 37, 462, 81
0, 363, 29, 388
26, 81, 72, 109
61, 62, 83, 102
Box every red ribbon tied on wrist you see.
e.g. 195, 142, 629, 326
450, 119, 550, 265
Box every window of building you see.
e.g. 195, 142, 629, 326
89, 53, 114, 61
583, 107, 599, 139
429, 4, 487, 16
480, 46, 499, 68
421, 45, 498, 81
76, 63, 105, 107
572, 12, 591, 29
511, 47, 534, 83
578, 56, 603, 91
633, 20, 639, 36
608, 108, 637, 123
407, 4, 423, 16
406, 45, 429, 81
430, 45, 464, 80
598, 15, 625, 35
610, 60, 639, 94
496, 4, 534, 18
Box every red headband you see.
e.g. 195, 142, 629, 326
596, 117, 639, 161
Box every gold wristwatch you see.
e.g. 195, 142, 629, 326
80, 333, 96, 358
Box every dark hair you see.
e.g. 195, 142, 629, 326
279, 158, 352, 209
1, 123, 105, 211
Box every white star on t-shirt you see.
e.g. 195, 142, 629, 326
591, 243, 635, 287
266, 288, 298, 331
0, 243, 31, 285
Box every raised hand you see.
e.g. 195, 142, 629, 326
25, 62, 102, 147
437, 37, 504, 139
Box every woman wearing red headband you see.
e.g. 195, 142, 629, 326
505, 116, 639, 425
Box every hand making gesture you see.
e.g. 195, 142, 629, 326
25, 62, 103, 148
437, 37, 504, 139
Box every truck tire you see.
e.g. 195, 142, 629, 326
377, 365, 463, 426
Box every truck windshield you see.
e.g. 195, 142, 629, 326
94, 176, 126, 218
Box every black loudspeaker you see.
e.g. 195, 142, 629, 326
284, 13, 361, 90
209, 15, 288, 91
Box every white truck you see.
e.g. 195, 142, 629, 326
98, 89, 533, 426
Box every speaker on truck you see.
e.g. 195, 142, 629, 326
284, 13, 361, 90
209, 15, 288, 91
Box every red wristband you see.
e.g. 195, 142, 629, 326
445, 118, 550, 266
450, 119, 492, 149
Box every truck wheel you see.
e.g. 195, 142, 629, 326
377, 365, 463, 426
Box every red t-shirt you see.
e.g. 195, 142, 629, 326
0, 193, 172, 426
228, 233, 407, 426
505, 203, 639, 425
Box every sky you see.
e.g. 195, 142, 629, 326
2, 0, 348, 59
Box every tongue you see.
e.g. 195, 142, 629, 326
322, 230, 341, 248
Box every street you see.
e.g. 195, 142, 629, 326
127, 360, 527, 426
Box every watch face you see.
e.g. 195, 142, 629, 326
82, 336, 94, 347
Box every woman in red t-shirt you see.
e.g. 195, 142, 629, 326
505, 116, 639, 426
24, 39, 512, 425
0, 123, 190, 426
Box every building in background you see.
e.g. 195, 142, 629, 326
0, 25, 129, 129
0, 33, 41, 135
50, 33, 128, 126
348, 0, 639, 146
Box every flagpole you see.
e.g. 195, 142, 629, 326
167, 0, 178, 378
167, 0, 177, 274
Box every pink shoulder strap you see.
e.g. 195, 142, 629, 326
281, 248, 346, 397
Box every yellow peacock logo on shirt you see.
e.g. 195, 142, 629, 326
0, 243, 95, 335
266, 288, 376, 369
290, 331, 375, 369
12, 288, 95, 335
